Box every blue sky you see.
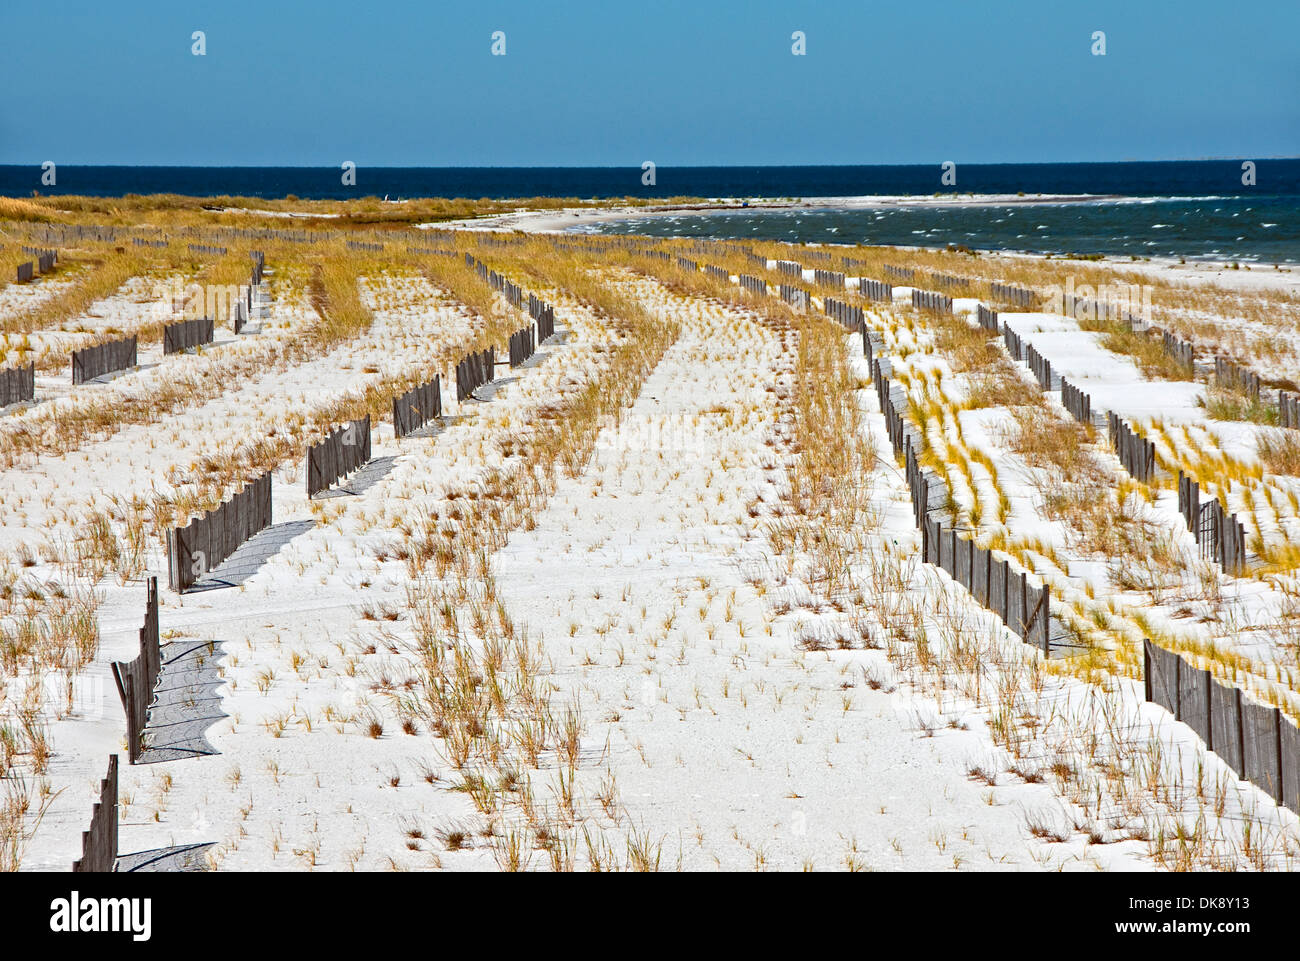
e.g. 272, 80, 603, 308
0, 0, 1296, 166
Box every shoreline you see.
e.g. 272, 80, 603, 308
424, 193, 1128, 234
426, 197, 1300, 295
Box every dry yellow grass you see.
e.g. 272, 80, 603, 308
1257, 428, 1300, 476
0, 197, 53, 222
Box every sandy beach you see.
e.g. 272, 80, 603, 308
0, 210, 1297, 882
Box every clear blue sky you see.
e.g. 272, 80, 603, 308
1, 0, 1296, 166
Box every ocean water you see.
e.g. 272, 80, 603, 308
580, 195, 1300, 263
3, 159, 1297, 261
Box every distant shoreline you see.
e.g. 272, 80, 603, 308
428, 196, 1299, 295
428, 193, 1129, 233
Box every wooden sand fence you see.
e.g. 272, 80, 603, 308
502, 277, 523, 308
998, 311, 1088, 422
738, 274, 767, 297
858, 278, 893, 302
990, 282, 1035, 308
467, 255, 557, 337
1063, 293, 1146, 331
72, 336, 137, 385
393, 375, 442, 438
905, 436, 931, 528
0, 363, 35, 407
15, 250, 57, 278
72, 755, 118, 872
823, 298, 864, 331
306, 415, 372, 498
813, 269, 845, 288
1002, 325, 1024, 362
509, 325, 537, 367
923, 514, 1052, 652
1176, 471, 1247, 575
163, 316, 215, 354
1107, 413, 1156, 483
1215, 357, 1261, 400
532, 298, 555, 342
1280, 390, 1300, 430
187, 243, 228, 256
30, 223, 115, 243
166, 473, 273, 592
110, 577, 160, 764
778, 284, 809, 312
976, 304, 1000, 332
911, 289, 953, 314
456, 347, 496, 402
238, 250, 265, 330
1162, 331, 1194, 374
1176, 471, 1200, 535
862, 328, 884, 367
1060, 378, 1093, 425
876, 355, 1052, 653
21, 245, 58, 270
1024, 342, 1059, 390
872, 359, 908, 456
466, 255, 525, 309
931, 272, 970, 292
1145, 640, 1299, 813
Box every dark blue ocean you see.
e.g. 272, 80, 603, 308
3, 160, 1297, 262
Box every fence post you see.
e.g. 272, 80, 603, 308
124, 672, 139, 763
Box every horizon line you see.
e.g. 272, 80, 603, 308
2, 157, 1298, 170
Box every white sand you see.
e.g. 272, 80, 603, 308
6, 243, 1299, 873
